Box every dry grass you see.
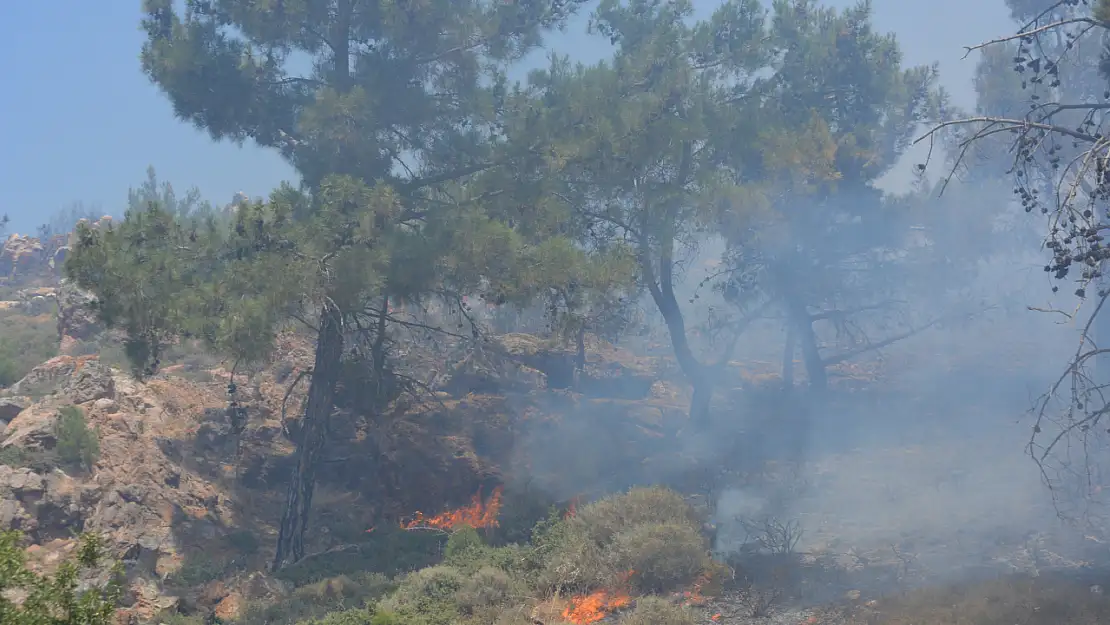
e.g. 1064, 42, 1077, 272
824, 575, 1110, 625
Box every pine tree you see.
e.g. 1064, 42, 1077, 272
0, 531, 124, 625
67, 0, 623, 570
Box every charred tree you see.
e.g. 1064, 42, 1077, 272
272, 301, 345, 570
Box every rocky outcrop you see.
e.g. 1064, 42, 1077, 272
0, 355, 231, 580
0, 465, 95, 539
0, 215, 112, 287
0, 233, 66, 285
56, 281, 101, 346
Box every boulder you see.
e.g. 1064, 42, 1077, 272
0, 404, 61, 452
65, 361, 115, 404
56, 281, 101, 342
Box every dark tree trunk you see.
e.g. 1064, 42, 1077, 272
372, 293, 389, 403
689, 378, 712, 422
637, 142, 711, 422
782, 325, 796, 390
642, 246, 711, 423
573, 324, 586, 388
575, 325, 586, 371
272, 301, 344, 570
784, 296, 826, 391
797, 317, 826, 391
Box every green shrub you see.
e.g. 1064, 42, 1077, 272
226, 529, 261, 555
534, 487, 709, 594
165, 551, 228, 587
376, 566, 465, 625
617, 596, 696, 625
0, 312, 58, 388
54, 405, 99, 471
0, 445, 57, 472
609, 523, 710, 594
443, 526, 526, 575
0, 445, 31, 468
241, 573, 395, 625
276, 527, 442, 586
572, 487, 701, 545
0, 530, 124, 625
295, 606, 376, 625
455, 566, 528, 622
156, 613, 206, 625
368, 612, 404, 625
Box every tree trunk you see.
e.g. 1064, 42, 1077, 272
641, 245, 711, 423
272, 301, 344, 570
797, 318, 826, 391
782, 325, 796, 390
784, 296, 826, 391
575, 324, 586, 371
1095, 301, 1110, 388
689, 378, 712, 423
637, 142, 711, 422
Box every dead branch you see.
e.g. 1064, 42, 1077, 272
962, 16, 1103, 58
820, 306, 993, 367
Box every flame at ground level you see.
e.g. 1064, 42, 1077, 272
562, 590, 632, 624
561, 571, 636, 624
400, 486, 504, 530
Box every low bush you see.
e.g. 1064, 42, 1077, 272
54, 404, 99, 471
534, 487, 710, 594
276, 527, 444, 586
0, 311, 58, 388
375, 566, 466, 625
165, 551, 235, 587
296, 607, 376, 625
269, 487, 716, 625
442, 526, 526, 575
572, 486, 702, 545
609, 522, 711, 594
617, 596, 696, 625
241, 573, 395, 625
454, 566, 529, 624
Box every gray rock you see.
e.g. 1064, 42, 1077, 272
0, 397, 26, 424
65, 362, 115, 404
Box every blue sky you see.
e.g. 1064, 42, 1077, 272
0, 0, 1009, 234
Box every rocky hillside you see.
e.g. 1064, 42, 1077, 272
0, 228, 751, 622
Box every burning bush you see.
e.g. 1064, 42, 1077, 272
364, 487, 716, 625
616, 596, 697, 625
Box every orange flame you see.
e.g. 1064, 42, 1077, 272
565, 496, 579, 519
561, 590, 632, 624
562, 570, 634, 624
675, 572, 711, 606
400, 486, 503, 530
